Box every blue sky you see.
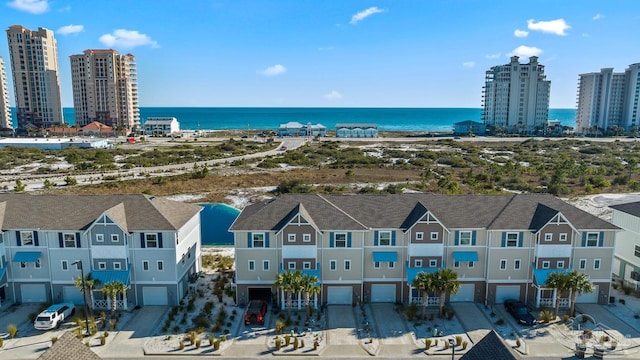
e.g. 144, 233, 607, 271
2, 0, 640, 108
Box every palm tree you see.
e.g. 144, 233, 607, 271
299, 274, 321, 318
433, 269, 460, 317
545, 272, 569, 318
567, 270, 594, 317
275, 270, 303, 319
413, 271, 436, 319
101, 281, 127, 316
74, 273, 100, 312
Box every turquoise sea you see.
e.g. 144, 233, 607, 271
12, 107, 576, 132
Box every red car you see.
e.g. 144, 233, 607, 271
244, 300, 267, 325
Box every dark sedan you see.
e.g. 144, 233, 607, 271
504, 299, 536, 325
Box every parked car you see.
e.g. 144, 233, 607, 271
504, 299, 536, 325
244, 300, 267, 325
34, 303, 75, 330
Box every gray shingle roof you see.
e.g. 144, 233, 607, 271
230, 193, 617, 232
37, 331, 102, 360
460, 330, 522, 360
610, 201, 640, 217
0, 194, 201, 231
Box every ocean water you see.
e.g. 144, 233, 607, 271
200, 203, 240, 246
11, 107, 576, 132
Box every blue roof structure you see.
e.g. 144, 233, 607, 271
12, 251, 41, 263
90, 268, 131, 286
406, 262, 439, 285
0, 267, 6, 287
453, 251, 479, 262
533, 268, 570, 286
373, 251, 398, 262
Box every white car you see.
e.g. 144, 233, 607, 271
34, 303, 75, 330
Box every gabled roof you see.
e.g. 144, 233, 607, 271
37, 331, 102, 360
610, 201, 640, 217
460, 330, 522, 360
230, 193, 618, 233
274, 203, 319, 232
81, 121, 112, 131
0, 194, 201, 232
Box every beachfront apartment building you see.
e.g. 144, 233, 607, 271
610, 201, 640, 289
5, 26, 64, 130
0, 56, 10, 129
335, 123, 378, 138
0, 194, 201, 307
482, 56, 550, 135
70, 49, 140, 131
230, 194, 618, 310
575, 64, 640, 135
143, 117, 180, 136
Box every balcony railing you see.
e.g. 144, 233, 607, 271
410, 296, 439, 306
539, 297, 570, 308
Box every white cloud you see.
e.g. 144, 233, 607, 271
350, 6, 384, 24
99, 29, 158, 49
527, 18, 571, 36
462, 61, 475, 68
259, 64, 287, 77
485, 53, 501, 60
324, 90, 343, 100
509, 45, 543, 57
57, 24, 84, 35
7, 0, 48, 14
592, 13, 604, 20
514, 29, 529, 38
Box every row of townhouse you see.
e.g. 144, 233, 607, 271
0, 194, 202, 307
230, 193, 619, 310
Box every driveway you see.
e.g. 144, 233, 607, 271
326, 305, 359, 345
577, 303, 640, 338
450, 303, 492, 343
369, 303, 412, 345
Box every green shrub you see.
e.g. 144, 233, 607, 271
51, 336, 58, 345
425, 338, 432, 349
8, 324, 18, 338
179, 340, 185, 350
539, 309, 554, 323
455, 335, 462, 346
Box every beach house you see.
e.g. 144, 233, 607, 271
230, 194, 617, 309
610, 201, 640, 289
335, 123, 378, 138
0, 194, 201, 307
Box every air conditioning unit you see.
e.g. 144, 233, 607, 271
631, 271, 640, 281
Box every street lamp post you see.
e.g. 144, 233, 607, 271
72, 260, 90, 336
449, 338, 455, 360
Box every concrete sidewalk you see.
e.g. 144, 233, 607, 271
450, 303, 492, 343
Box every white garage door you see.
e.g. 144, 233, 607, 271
63, 286, 85, 304
495, 285, 521, 304
451, 284, 475, 302
327, 286, 353, 305
575, 285, 598, 304
21, 284, 46, 303
142, 287, 169, 305
371, 284, 396, 303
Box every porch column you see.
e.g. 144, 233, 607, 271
123, 290, 129, 311
535, 287, 541, 308
313, 293, 318, 309
298, 291, 302, 310
552, 288, 557, 308
281, 289, 285, 310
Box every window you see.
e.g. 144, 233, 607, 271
329, 260, 337, 271
97, 261, 106, 270
506, 233, 518, 247
61, 260, 68, 271
263, 260, 270, 271
388, 262, 395, 269
557, 261, 565, 269
252, 233, 265, 248
499, 259, 507, 270
303, 234, 311, 242
96, 234, 104, 242
35, 259, 41, 269
20, 262, 27, 268
111, 234, 119, 242
414, 259, 423, 267
76, 262, 81, 271
142, 261, 149, 271
636, 245, 640, 258
288, 234, 296, 242
559, 233, 568, 242
379, 231, 391, 246
429, 259, 438, 267
374, 261, 381, 269
20, 231, 34, 246
288, 262, 296, 270
454, 261, 460, 268
145, 233, 158, 248
303, 262, 311, 270
459, 231, 472, 245
114, 262, 122, 270
544, 233, 552, 242
594, 259, 601, 270
579, 259, 587, 270
64, 233, 76, 248
468, 261, 475, 269
416, 232, 424, 240
344, 260, 351, 271
586, 233, 598, 247
248, 260, 255, 271
514, 259, 521, 270
542, 261, 550, 269
157, 261, 164, 271
335, 233, 347, 248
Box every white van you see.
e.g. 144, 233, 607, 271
34, 303, 75, 330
